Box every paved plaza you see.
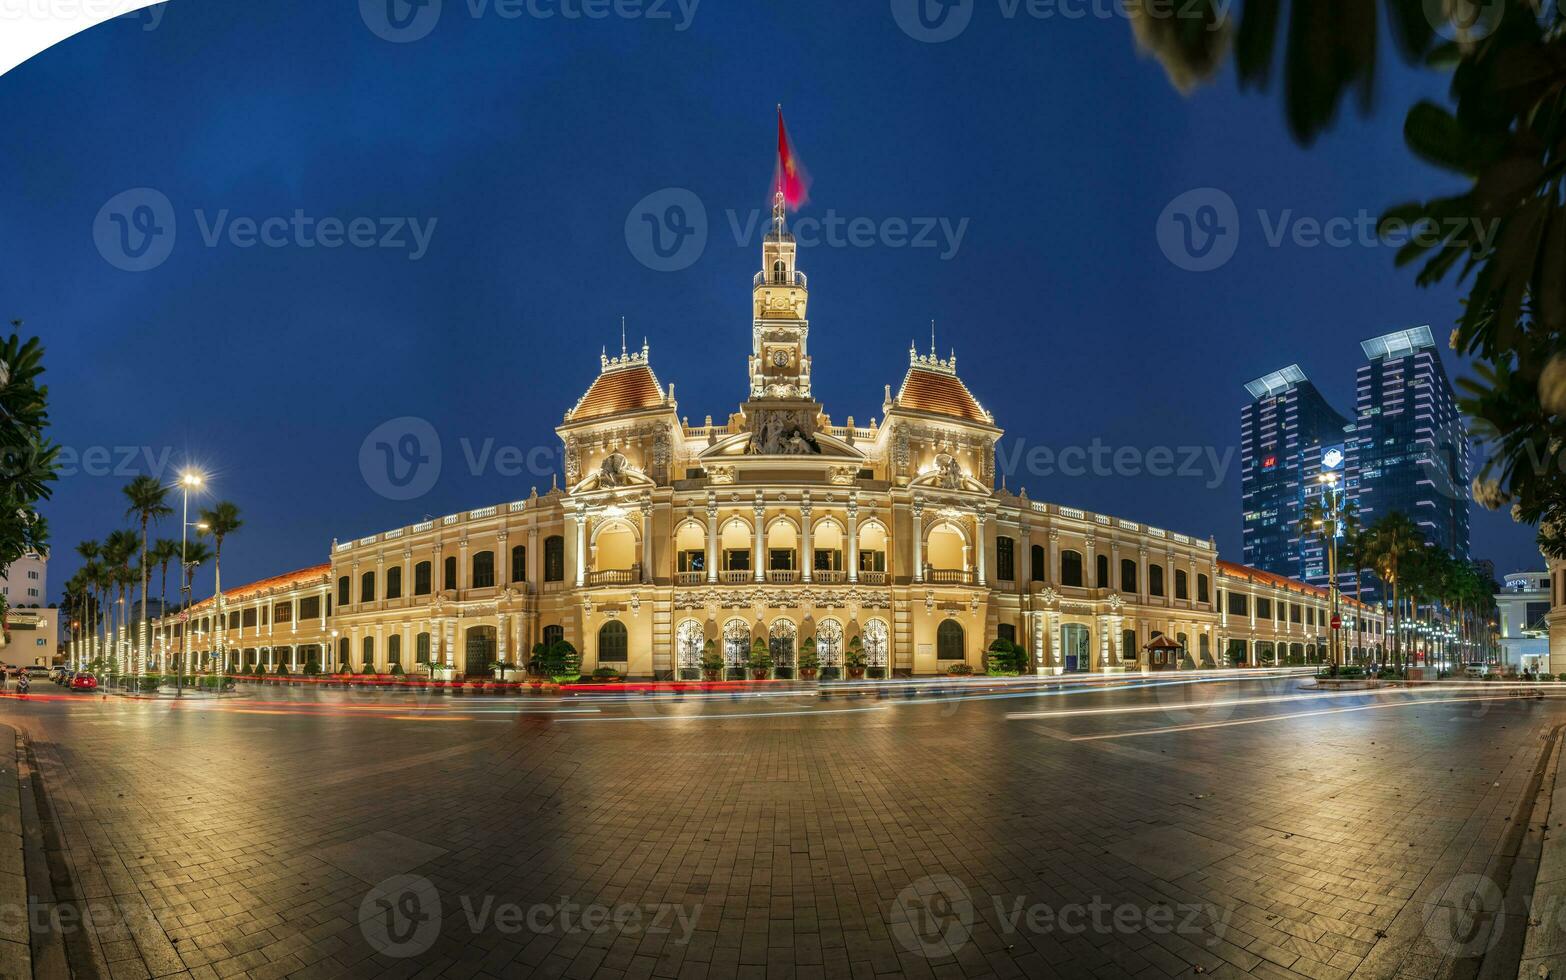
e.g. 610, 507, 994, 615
0, 674, 1560, 979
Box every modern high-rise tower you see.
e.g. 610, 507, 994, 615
1240, 366, 1353, 585
1345, 326, 1471, 569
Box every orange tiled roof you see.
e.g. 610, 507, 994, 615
1218, 560, 1375, 613
186, 564, 330, 612
895, 367, 992, 424
568, 363, 666, 422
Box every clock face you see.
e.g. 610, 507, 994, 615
771, 350, 789, 368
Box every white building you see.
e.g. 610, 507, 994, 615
0, 551, 46, 608
0, 607, 58, 667
1498, 570, 1551, 671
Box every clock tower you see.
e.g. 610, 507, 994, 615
749, 192, 812, 400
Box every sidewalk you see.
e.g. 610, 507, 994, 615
0, 726, 30, 978
1518, 729, 1566, 977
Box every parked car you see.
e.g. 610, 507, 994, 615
1464, 663, 1489, 678
24, 666, 50, 679
69, 673, 98, 692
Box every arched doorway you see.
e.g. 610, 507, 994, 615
675, 620, 704, 679
723, 619, 750, 680
598, 621, 629, 669
864, 618, 890, 678
770, 620, 797, 678
937, 619, 965, 663
816, 619, 844, 679
465, 625, 497, 677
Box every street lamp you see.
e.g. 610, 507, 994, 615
1317, 472, 1343, 666
175, 469, 205, 697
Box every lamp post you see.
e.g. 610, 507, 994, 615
176, 470, 205, 696
1317, 472, 1343, 667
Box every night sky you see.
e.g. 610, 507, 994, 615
0, 0, 1539, 602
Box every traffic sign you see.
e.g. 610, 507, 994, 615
1331, 614, 1342, 630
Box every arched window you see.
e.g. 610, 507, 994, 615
542, 624, 564, 648
544, 536, 565, 582
675, 620, 704, 675
360, 571, 376, 603
816, 619, 844, 667
1030, 545, 1046, 582
414, 561, 432, 596
511, 545, 527, 583
471, 551, 495, 589
338, 576, 350, 606
387, 634, 402, 665
1175, 569, 1189, 600
1097, 554, 1110, 589
443, 556, 457, 591
1198, 573, 1211, 603
1121, 558, 1138, 593
722, 620, 751, 673
415, 632, 431, 664
1060, 550, 1084, 588
337, 637, 349, 667
863, 619, 890, 669
385, 566, 403, 600
361, 635, 375, 667
937, 619, 965, 660
598, 621, 628, 664
1149, 564, 1166, 597
769, 620, 797, 668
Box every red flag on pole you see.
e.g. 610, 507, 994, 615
775, 107, 810, 211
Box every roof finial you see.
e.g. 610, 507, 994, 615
620, 316, 627, 358
930, 320, 937, 357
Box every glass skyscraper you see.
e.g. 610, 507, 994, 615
1345, 326, 1472, 593
1240, 365, 1353, 585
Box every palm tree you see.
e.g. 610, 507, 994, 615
122, 476, 173, 675
149, 538, 180, 668
1363, 513, 1425, 672
1337, 505, 1367, 661
74, 540, 101, 666
198, 502, 242, 673
102, 529, 139, 675
178, 539, 214, 675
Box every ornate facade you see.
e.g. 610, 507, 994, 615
141, 198, 1385, 678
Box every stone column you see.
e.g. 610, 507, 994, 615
1084, 536, 1096, 589
1049, 530, 1061, 586
640, 501, 653, 584
800, 494, 813, 583
459, 537, 471, 594
573, 506, 587, 588
974, 514, 987, 587
752, 493, 766, 583
846, 496, 860, 583
496, 532, 509, 589
912, 499, 925, 583
705, 496, 719, 583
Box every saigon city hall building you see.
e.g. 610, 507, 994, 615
144, 200, 1386, 678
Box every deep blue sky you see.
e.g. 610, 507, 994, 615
0, 0, 1540, 602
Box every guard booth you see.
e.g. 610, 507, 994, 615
1144, 634, 1183, 672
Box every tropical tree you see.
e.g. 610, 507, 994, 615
0, 327, 59, 578
74, 540, 102, 665
1362, 513, 1426, 672
150, 538, 180, 664
123, 475, 173, 675
177, 539, 213, 675
198, 502, 242, 673
101, 530, 139, 674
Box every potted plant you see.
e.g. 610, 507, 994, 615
947, 662, 976, 676
845, 643, 867, 680
748, 637, 773, 681
591, 666, 623, 683
797, 638, 820, 681
700, 640, 723, 682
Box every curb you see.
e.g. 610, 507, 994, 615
0, 726, 30, 978
1518, 727, 1566, 977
